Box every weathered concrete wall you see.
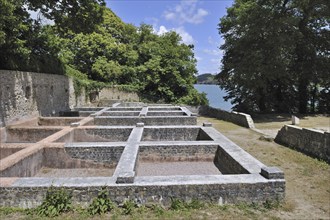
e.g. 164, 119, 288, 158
98, 87, 140, 103
0, 70, 71, 127
275, 125, 330, 163
198, 105, 255, 128
0, 70, 140, 127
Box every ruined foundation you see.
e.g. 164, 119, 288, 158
0, 103, 285, 208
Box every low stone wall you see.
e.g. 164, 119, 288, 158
139, 144, 218, 162
65, 145, 125, 165
94, 116, 197, 126
275, 125, 330, 163
0, 175, 285, 208
198, 105, 255, 128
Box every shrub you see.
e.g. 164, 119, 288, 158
36, 186, 72, 217
88, 188, 115, 215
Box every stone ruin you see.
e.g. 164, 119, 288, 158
0, 102, 285, 208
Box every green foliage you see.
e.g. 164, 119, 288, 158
122, 199, 138, 215
218, 0, 329, 113
35, 186, 72, 217
88, 188, 115, 215
0, 1, 206, 106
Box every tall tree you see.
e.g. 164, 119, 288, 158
27, 0, 105, 35
0, 0, 34, 70
217, 0, 329, 113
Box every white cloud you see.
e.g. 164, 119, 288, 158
173, 27, 194, 44
203, 49, 222, 56
154, 25, 194, 45
156, 25, 169, 35
195, 56, 202, 61
163, 0, 208, 25
211, 58, 219, 63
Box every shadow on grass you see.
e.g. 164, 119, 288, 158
252, 113, 329, 124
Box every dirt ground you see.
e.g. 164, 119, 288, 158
198, 116, 330, 220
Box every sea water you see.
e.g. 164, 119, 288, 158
194, 84, 233, 111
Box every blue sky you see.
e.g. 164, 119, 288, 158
105, 0, 234, 75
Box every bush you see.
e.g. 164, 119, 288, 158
35, 186, 72, 217
88, 188, 115, 215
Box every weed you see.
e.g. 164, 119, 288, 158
151, 204, 165, 217
122, 199, 138, 215
0, 207, 26, 215
88, 188, 115, 215
35, 186, 72, 217
170, 198, 205, 211
263, 199, 280, 210
170, 198, 187, 211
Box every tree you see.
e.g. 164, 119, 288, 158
0, 0, 34, 70
27, 0, 105, 35
217, 0, 329, 113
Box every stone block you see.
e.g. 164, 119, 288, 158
291, 116, 299, 125
116, 171, 135, 184
203, 122, 212, 127
260, 167, 284, 179
136, 123, 144, 127
70, 122, 80, 127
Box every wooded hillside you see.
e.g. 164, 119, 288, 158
0, 0, 208, 106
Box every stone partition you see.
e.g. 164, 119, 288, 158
198, 105, 255, 128
275, 125, 330, 163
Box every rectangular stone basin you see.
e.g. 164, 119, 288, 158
38, 117, 83, 126
74, 107, 104, 111
78, 111, 96, 117
141, 127, 213, 141
0, 144, 27, 159
148, 107, 181, 111
55, 128, 133, 142
0, 145, 122, 177
100, 111, 140, 116
3, 128, 62, 143
108, 107, 142, 111
146, 111, 187, 116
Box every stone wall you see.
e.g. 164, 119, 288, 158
0, 70, 140, 127
275, 125, 330, 163
0, 178, 285, 208
0, 70, 71, 127
98, 87, 140, 103
198, 105, 255, 128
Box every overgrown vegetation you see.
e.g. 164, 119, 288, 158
0, 0, 207, 106
0, 195, 288, 219
218, 0, 329, 114
34, 186, 72, 217
87, 188, 114, 215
